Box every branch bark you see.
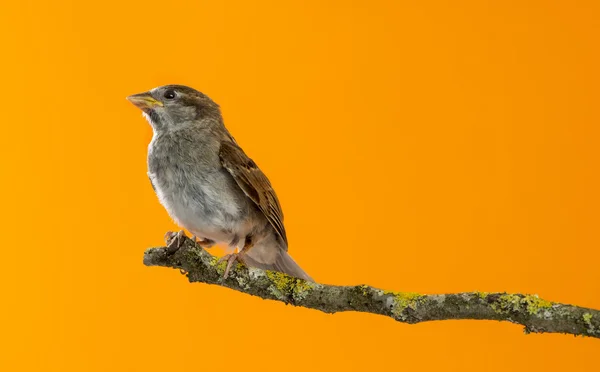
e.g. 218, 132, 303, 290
143, 236, 600, 339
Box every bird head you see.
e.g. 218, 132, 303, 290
127, 85, 221, 132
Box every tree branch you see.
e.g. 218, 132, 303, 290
143, 236, 600, 339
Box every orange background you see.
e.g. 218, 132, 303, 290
1, 1, 598, 371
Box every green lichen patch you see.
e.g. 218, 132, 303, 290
266, 271, 293, 292
475, 291, 489, 300
266, 271, 314, 302
236, 275, 250, 290
492, 294, 521, 314
184, 245, 204, 261
491, 294, 553, 316
359, 285, 370, 296
209, 257, 228, 275
582, 313, 597, 335
522, 295, 552, 315
384, 291, 424, 318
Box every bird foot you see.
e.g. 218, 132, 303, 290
217, 252, 246, 279
164, 230, 187, 255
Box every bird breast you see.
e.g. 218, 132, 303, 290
147, 133, 252, 244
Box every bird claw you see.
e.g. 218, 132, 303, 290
164, 231, 177, 244
165, 230, 187, 255
217, 253, 245, 279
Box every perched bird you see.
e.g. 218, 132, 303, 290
127, 85, 312, 281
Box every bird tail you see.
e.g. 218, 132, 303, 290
243, 248, 313, 282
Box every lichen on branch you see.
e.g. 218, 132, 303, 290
143, 236, 600, 339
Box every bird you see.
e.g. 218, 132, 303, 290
127, 85, 313, 281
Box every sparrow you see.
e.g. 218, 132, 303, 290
127, 85, 312, 281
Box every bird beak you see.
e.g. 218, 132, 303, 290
126, 92, 163, 111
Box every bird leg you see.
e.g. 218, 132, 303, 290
190, 235, 215, 249
164, 230, 187, 255
218, 236, 254, 279
217, 254, 241, 279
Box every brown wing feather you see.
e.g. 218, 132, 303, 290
219, 141, 288, 248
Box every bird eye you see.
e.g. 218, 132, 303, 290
163, 90, 176, 100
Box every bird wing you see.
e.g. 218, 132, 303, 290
219, 141, 288, 248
